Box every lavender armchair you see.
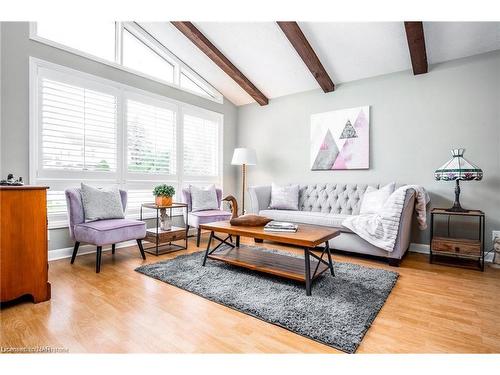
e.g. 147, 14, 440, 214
65, 188, 147, 273
182, 188, 231, 247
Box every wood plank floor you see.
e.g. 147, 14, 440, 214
2, 236, 500, 353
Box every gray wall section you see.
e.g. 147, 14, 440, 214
237, 51, 500, 250
0, 22, 238, 251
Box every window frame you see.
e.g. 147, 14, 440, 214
29, 22, 224, 104
30, 58, 224, 228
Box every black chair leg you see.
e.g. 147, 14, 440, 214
196, 228, 201, 247
112, 244, 116, 255
137, 239, 146, 260
96, 246, 102, 273
70, 242, 80, 264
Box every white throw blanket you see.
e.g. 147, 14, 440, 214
342, 185, 430, 252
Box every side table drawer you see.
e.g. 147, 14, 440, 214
145, 226, 186, 243
431, 237, 481, 256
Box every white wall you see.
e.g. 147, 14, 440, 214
237, 51, 500, 249
0, 22, 238, 251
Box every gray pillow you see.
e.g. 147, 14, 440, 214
81, 183, 124, 222
190, 184, 219, 212
269, 183, 299, 210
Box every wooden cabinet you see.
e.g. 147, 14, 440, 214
0, 186, 51, 303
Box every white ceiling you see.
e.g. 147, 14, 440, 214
139, 22, 500, 106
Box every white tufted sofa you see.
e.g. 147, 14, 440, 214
248, 183, 416, 266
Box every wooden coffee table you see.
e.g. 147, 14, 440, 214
199, 221, 340, 296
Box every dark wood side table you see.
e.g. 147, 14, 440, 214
430, 208, 485, 271
140, 202, 189, 256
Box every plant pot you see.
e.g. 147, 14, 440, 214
155, 196, 172, 207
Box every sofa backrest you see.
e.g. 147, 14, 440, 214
298, 183, 379, 215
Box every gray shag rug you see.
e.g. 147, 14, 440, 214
135, 246, 398, 353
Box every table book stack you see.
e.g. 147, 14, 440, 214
264, 221, 298, 233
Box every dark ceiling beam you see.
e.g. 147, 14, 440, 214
277, 21, 335, 93
404, 21, 428, 75
171, 21, 269, 106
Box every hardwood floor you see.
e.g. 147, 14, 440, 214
1, 236, 500, 353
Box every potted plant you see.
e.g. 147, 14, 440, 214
153, 184, 175, 207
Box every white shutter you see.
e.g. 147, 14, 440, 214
183, 113, 220, 177
40, 78, 117, 172
126, 99, 176, 175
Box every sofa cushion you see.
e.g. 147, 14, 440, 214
359, 182, 396, 214
269, 183, 299, 210
74, 219, 146, 246
259, 209, 353, 233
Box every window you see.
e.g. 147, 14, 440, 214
122, 30, 175, 84
183, 113, 220, 177
126, 99, 176, 175
36, 21, 116, 62
31, 59, 223, 227
41, 78, 118, 172
31, 22, 223, 103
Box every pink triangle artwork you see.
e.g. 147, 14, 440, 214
310, 106, 370, 170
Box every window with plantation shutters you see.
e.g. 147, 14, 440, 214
40, 78, 118, 173
183, 113, 220, 177
126, 99, 176, 175
31, 59, 223, 227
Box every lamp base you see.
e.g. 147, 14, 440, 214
445, 180, 469, 213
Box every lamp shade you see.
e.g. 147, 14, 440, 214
231, 148, 257, 166
435, 148, 483, 181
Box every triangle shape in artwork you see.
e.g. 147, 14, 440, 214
339, 120, 358, 139
311, 129, 339, 170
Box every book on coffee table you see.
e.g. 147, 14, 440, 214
264, 221, 298, 232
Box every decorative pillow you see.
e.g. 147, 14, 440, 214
359, 182, 396, 214
80, 183, 124, 222
190, 184, 219, 212
269, 183, 299, 210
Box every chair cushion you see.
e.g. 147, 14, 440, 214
190, 184, 219, 212
80, 183, 125, 221
188, 210, 231, 228
74, 219, 146, 246
259, 209, 353, 233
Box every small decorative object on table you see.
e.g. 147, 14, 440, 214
430, 208, 485, 271
222, 195, 272, 226
153, 184, 175, 231
434, 148, 483, 212
0, 173, 24, 186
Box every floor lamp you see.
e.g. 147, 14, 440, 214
231, 148, 257, 215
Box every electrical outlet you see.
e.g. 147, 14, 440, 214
492, 230, 500, 241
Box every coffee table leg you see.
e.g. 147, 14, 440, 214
202, 231, 214, 266
236, 235, 240, 247
304, 248, 312, 296
325, 241, 335, 276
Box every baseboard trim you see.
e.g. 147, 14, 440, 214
48, 241, 136, 261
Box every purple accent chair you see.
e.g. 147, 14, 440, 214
182, 188, 231, 247
65, 188, 147, 273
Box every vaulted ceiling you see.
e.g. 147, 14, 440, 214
139, 22, 500, 106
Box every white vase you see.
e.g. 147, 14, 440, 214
159, 208, 172, 231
